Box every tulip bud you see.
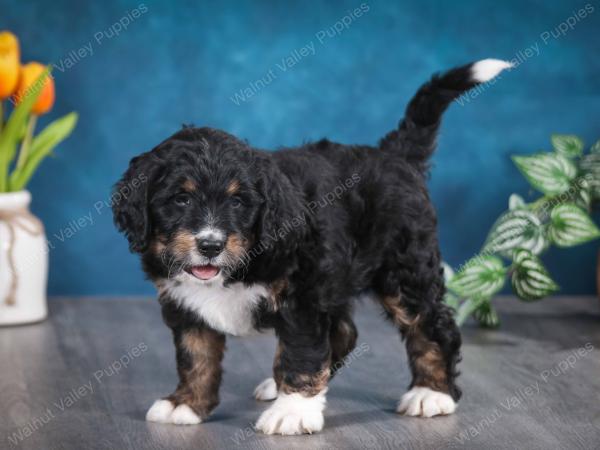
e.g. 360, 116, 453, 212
0, 31, 20, 99
14, 62, 55, 115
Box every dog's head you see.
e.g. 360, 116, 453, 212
112, 127, 306, 285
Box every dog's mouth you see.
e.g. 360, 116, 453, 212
187, 265, 220, 281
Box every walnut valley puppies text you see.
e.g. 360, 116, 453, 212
230, 3, 370, 105
52, 4, 148, 74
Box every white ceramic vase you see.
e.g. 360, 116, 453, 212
0, 191, 48, 325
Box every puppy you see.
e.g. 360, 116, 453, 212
112, 59, 512, 434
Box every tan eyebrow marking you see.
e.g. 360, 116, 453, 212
183, 179, 197, 192
226, 180, 240, 195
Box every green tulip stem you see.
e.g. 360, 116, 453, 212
16, 114, 37, 172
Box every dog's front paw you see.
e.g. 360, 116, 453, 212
146, 399, 202, 425
397, 387, 456, 417
254, 377, 278, 401
255, 391, 326, 435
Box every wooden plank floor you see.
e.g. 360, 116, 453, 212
1, 296, 599, 450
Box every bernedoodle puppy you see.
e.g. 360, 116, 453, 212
112, 59, 512, 435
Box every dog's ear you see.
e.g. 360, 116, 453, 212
112, 152, 162, 253
255, 156, 307, 265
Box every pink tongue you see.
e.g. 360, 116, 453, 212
191, 265, 219, 280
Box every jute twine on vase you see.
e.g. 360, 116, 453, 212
0, 209, 44, 305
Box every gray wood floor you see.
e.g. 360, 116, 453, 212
1, 296, 599, 450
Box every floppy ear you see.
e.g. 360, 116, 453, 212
112, 152, 161, 253
255, 156, 308, 264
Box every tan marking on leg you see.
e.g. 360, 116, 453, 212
408, 331, 448, 392
381, 295, 448, 392
329, 317, 357, 376
382, 295, 419, 329
168, 327, 225, 417
279, 363, 330, 397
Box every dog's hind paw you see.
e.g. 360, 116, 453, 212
254, 377, 278, 401
146, 399, 202, 425
255, 390, 326, 435
397, 387, 456, 417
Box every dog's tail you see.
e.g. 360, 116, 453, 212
379, 58, 513, 164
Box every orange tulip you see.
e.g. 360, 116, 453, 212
14, 62, 55, 115
0, 31, 20, 99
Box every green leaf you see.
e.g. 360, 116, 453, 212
551, 134, 584, 158
512, 153, 577, 195
447, 255, 506, 299
511, 249, 559, 301
509, 193, 526, 210
483, 209, 547, 255
590, 139, 600, 154
9, 112, 78, 191
579, 154, 600, 199
454, 297, 488, 326
548, 203, 600, 247
0, 68, 50, 191
574, 178, 592, 210
443, 291, 460, 311
472, 302, 500, 328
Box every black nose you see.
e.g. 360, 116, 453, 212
198, 239, 225, 258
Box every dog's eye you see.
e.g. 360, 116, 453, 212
231, 197, 242, 208
174, 193, 191, 207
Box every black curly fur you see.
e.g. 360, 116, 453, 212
112, 61, 503, 418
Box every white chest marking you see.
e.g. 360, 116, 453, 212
163, 275, 269, 336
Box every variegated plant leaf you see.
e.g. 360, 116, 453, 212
472, 301, 500, 328
574, 178, 592, 210
512, 153, 577, 195
508, 193, 526, 210
511, 249, 558, 301
551, 134, 584, 158
548, 203, 600, 247
590, 139, 600, 153
579, 154, 600, 199
447, 255, 506, 300
483, 209, 547, 255
443, 291, 460, 311
454, 297, 488, 326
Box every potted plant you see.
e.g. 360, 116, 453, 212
445, 134, 600, 328
0, 31, 77, 325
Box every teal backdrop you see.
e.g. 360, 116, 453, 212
1, 0, 599, 295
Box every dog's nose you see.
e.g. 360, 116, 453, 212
198, 239, 225, 258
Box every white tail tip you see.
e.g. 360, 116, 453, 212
470, 59, 514, 83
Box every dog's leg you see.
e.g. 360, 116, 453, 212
254, 313, 355, 402
147, 305, 225, 425
255, 311, 331, 435
384, 295, 460, 417
329, 313, 358, 378
377, 236, 461, 417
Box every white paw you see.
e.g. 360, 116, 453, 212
255, 390, 327, 435
397, 387, 456, 417
146, 399, 175, 423
145, 399, 202, 425
254, 377, 278, 401
170, 404, 202, 425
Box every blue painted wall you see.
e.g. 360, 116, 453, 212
1, 0, 599, 295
